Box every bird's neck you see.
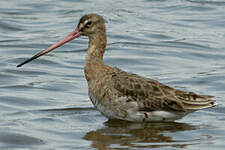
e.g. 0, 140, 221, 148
84, 31, 107, 82
85, 32, 107, 64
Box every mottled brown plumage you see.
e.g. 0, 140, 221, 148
17, 14, 217, 122
79, 14, 216, 122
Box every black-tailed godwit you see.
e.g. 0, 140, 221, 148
17, 14, 216, 122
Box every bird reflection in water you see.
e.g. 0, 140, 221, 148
83, 120, 205, 149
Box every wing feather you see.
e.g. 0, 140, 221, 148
109, 68, 216, 112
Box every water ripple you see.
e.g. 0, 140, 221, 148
0, 0, 225, 149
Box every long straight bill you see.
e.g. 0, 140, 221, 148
17, 29, 80, 67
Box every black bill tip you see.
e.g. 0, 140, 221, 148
16, 52, 43, 67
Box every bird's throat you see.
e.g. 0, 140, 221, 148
84, 32, 107, 82
85, 32, 107, 65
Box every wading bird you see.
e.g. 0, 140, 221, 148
17, 14, 216, 122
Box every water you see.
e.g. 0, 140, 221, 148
1, 0, 225, 149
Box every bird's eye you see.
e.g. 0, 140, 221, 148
85, 21, 92, 27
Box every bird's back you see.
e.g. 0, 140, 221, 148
107, 67, 216, 112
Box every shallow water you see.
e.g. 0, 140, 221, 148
1, 0, 225, 149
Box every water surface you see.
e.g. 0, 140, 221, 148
0, 0, 225, 149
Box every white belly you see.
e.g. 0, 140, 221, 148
92, 96, 185, 122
